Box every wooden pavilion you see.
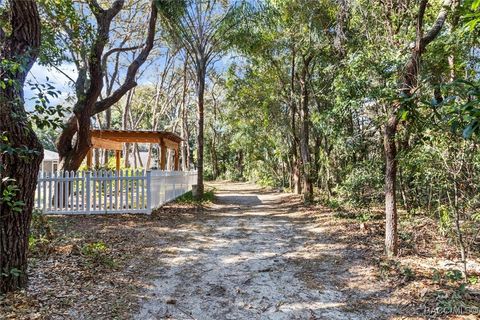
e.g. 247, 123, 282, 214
86, 129, 183, 171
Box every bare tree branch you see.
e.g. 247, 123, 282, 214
93, 1, 158, 115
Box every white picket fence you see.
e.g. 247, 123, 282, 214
35, 170, 197, 215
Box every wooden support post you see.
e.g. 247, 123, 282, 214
174, 146, 180, 171
115, 150, 121, 172
160, 139, 166, 170
87, 148, 93, 170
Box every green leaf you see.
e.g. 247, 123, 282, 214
472, 0, 480, 10
9, 268, 22, 277
463, 121, 478, 139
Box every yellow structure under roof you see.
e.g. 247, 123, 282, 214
87, 129, 183, 171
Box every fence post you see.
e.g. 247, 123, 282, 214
146, 171, 152, 214
85, 171, 91, 213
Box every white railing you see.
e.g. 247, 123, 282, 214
150, 170, 198, 209
35, 170, 197, 215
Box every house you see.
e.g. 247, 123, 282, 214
41, 150, 59, 174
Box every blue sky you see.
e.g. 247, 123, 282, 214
24, 50, 237, 110
25, 63, 77, 108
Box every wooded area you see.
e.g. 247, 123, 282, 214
1, 0, 480, 318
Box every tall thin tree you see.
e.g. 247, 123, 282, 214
384, 0, 453, 256
156, 0, 234, 199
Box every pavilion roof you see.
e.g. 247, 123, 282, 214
90, 129, 182, 150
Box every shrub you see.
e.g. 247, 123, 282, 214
175, 189, 215, 204
29, 210, 54, 254
81, 241, 116, 268
337, 160, 384, 207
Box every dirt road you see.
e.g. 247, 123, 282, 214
136, 182, 398, 320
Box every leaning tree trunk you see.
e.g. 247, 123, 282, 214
0, 0, 43, 293
123, 89, 134, 168
55, 1, 157, 173
57, 110, 93, 172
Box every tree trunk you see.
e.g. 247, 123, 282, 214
57, 110, 92, 172
313, 135, 321, 187
211, 96, 219, 180
211, 135, 219, 180
0, 0, 42, 293
0, 107, 42, 292
334, 0, 349, 58
55, 2, 157, 172
136, 144, 143, 168
181, 58, 190, 171
195, 62, 206, 199
103, 109, 111, 165
384, 115, 399, 257
289, 46, 301, 194
123, 89, 134, 168
95, 149, 101, 168
293, 159, 301, 194
381, 0, 452, 257
299, 56, 313, 202
236, 151, 244, 178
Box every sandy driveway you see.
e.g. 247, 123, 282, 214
136, 182, 398, 320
